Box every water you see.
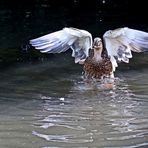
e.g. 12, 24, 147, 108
0, 54, 148, 148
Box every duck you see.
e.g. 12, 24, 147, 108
30, 27, 148, 79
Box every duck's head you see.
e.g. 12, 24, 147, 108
93, 37, 103, 50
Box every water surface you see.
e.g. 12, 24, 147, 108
0, 55, 148, 148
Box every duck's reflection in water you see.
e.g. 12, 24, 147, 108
32, 77, 148, 147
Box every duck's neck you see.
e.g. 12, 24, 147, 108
93, 47, 103, 62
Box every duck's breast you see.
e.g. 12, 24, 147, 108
83, 57, 112, 79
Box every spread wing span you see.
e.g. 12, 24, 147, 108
30, 27, 93, 63
103, 27, 148, 71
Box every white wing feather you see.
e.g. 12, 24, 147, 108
30, 27, 92, 63
103, 27, 148, 71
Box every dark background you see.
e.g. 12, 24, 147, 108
0, 0, 148, 65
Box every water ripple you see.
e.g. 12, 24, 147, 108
0, 63, 148, 147
31, 77, 148, 147
32, 130, 94, 143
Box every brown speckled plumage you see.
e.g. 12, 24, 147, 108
83, 51, 112, 79
83, 38, 113, 79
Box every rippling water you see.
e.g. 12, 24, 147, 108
0, 55, 148, 148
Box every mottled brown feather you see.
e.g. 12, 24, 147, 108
83, 49, 112, 79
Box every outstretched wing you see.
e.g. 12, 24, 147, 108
103, 27, 148, 71
30, 27, 93, 63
